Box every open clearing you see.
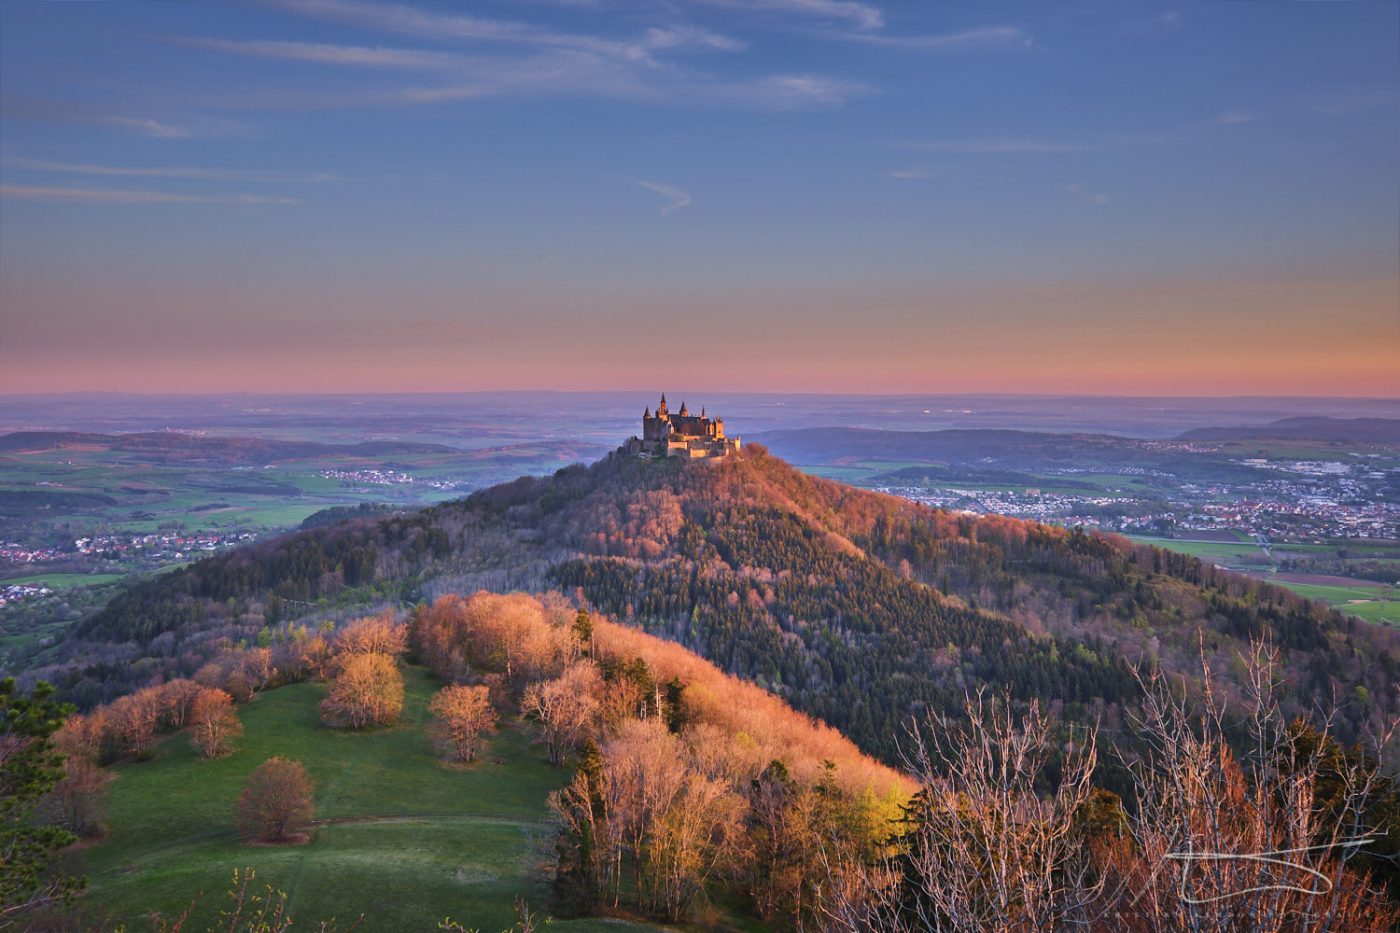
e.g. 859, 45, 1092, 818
80, 667, 664, 931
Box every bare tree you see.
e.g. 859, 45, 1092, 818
427, 685, 496, 763
103, 687, 163, 760
521, 662, 602, 767
41, 756, 110, 839
188, 688, 242, 759
1108, 640, 1398, 933
236, 758, 314, 843
320, 653, 403, 730
830, 691, 1104, 932
332, 611, 407, 661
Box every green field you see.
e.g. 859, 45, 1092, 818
1, 572, 127, 589
80, 667, 664, 932
1128, 536, 1398, 626
1268, 581, 1399, 626
1126, 535, 1274, 568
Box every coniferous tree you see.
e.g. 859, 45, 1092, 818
0, 679, 83, 918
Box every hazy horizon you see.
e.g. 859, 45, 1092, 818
3, 1, 1397, 396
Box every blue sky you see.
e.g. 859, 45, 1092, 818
1, 0, 1396, 395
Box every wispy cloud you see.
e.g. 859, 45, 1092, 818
1066, 182, 1108, 206
1211, 111, 1257, 126
268, 0, 737, 63
691, 0, 883, 31
101, 116, 192, 139
910, 138, 1097, 155
686, 2, 1029, 52
632, 179, 691, 215
186, 37, 461, 70
641, 25, 745, 54
5, 156, 336, 183
0, 185, 300, 205
840, 25, 1033, 51
888, 169, 929, 180
711, 73, 870, 108
0, 96, 247, 138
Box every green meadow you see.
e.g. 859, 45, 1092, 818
1125, 535, 1274, 568
1128, 536, 1398, 626
1, 572, 127, 589
80, 667, 664, 932
1267, 581, 1399, 626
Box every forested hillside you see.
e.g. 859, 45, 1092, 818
34, 446, 1400, 764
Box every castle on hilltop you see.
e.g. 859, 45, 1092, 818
625, 394, 740, 459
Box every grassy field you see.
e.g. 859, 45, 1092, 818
1128, 536, 1397, 626
1, 572, 127, 589
1267, 581, 1399, 626
79, 667, 665, 932
1126, 535, 1274, 568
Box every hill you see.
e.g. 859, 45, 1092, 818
749, 426, 1268, 484
40, 447, 1400, 766
50, 593, 909, 930
0, 430, 461, 464
1178, 416, 1400, 444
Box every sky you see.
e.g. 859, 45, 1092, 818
0, 0, 1396, 397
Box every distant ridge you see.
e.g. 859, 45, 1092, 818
0, 430, 459, 463
1177, 416, 1400, 444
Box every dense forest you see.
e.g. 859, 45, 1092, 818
29, 446, 1400, 766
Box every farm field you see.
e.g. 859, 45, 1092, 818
1268, 580, 1398, 626
1129, 535, 1398, 625
2, 572, 127, 589
1126, 535, 1274, 568
79, 666, 667, 932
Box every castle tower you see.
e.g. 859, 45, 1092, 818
631, 394, 736, 459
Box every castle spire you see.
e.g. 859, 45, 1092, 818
679, 400, 689, 417
644, 406, 651, 418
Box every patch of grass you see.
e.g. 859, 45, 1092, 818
1269, 581, 1400, 626
1126, 536, 1273, 567
0, 572, 127, 589
80, 667, 663, 931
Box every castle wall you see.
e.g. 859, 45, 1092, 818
634, 396, 736, 459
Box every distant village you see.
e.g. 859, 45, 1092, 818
0, 531, 258, 607
319, 468, 469, 491
879, 454, 1398, 543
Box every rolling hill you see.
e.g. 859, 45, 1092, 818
0, 431, 461, 464
40, 446, 1400, 765
1178, 416, 1400, 444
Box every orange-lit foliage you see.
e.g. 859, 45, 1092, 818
102, 686, 163, 760
588, 613, 910, 799
156, 679, 203, 730
427, 684, 496, 762
413, 592, 572, 688
188, 688, 243, 759
413, 588, 910, 924
521, 662, 601, 767
331, 610, 408, 661
417, 589, 910, 803
320, 653, 404, 729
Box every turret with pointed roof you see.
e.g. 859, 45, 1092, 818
633, 392, 739, 459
